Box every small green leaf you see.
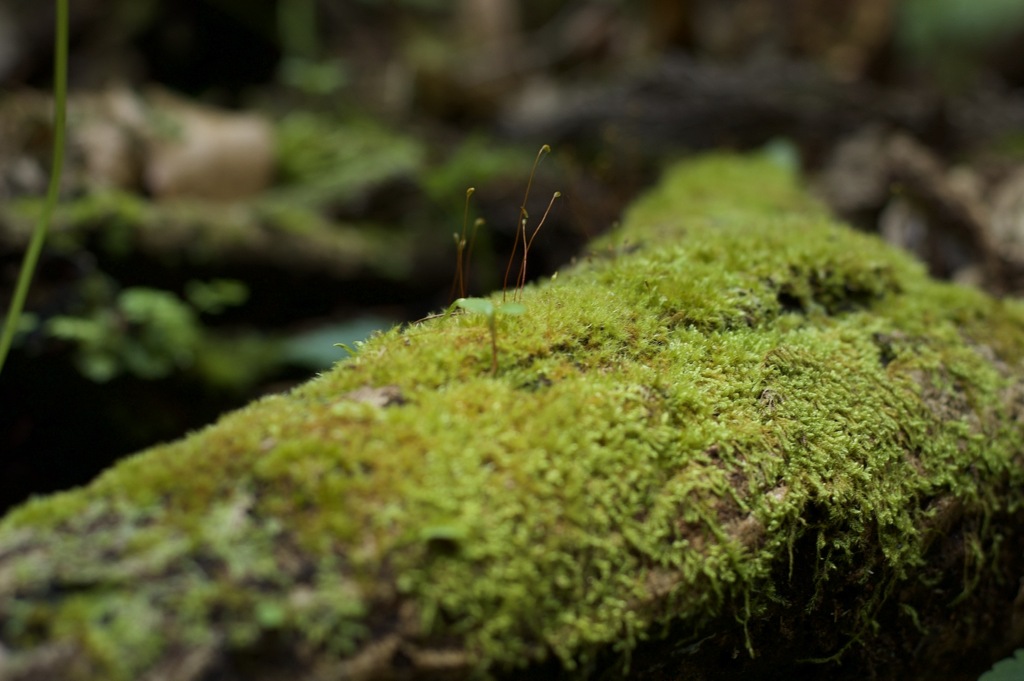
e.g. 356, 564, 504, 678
456, 297, 494, 316
499, 302, 526, 316
185, 279, 249, 314
334, 343, 357, 357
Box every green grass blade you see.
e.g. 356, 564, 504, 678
0, 0, 69, 375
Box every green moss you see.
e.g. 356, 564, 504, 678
2, 154, 1023, 679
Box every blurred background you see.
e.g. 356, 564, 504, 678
5, 0, 1024, 511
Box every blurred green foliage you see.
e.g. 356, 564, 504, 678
43, 277, 248, 383
278, 57, 349, 96
274, 113, 425, 207
898, 0, 1024, 85
185, 279, 249, 315
421, 135, 532, 203
33, 271, 391, 387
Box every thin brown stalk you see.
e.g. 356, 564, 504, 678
449, 188, 475, 302
502, 144, 550, 301
515, 191, 561, 300
463, 217, 485, 295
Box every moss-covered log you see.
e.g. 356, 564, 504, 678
2, 155, 1024, 681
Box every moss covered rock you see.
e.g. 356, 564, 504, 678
1, 155, 1023, 681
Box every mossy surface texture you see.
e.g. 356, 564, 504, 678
2, 155, 1024, 680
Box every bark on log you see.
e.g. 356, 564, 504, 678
1, 154, 1023, 681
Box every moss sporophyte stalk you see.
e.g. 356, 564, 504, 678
449, 143, 560, 307
436, 144, 557, 377
1, 154, 1023, 680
